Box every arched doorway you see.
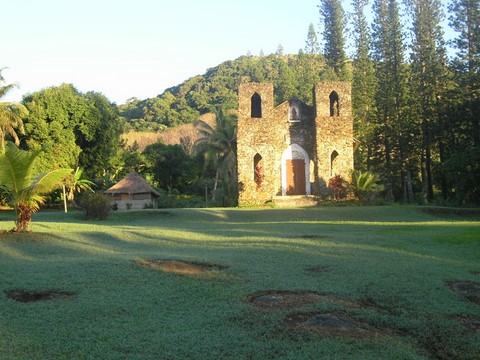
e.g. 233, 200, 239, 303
281, 144, 310, 196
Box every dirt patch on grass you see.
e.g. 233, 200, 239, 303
283, 312, 384, 338
6, 290, 75, 303
245, 291, 363, 309
135, 259, 228, 275
446, 280, 480, 305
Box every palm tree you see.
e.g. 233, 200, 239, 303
194, 110, 237, 204
0, 141, 71, 232
62, 167, 95, 213
0, 68, 28, 152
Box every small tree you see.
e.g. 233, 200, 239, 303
0, 142, 71, 232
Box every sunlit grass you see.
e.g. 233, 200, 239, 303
1, 206, 479, 359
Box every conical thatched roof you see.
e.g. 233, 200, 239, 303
105, 172, 160, 197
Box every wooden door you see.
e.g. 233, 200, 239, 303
286, 159, 306, 195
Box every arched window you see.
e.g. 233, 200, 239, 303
329, 91, 340, 116
330, 150, 339, 177
254, 153, 263, 188
251, 93, 262, 118
289, 106, 300, 121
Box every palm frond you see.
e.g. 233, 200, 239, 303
0, 141, 40, 193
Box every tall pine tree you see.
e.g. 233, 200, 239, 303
371, 0, 408, 201
305, 23, 321, 54
319, 0, 349, 80
406, 0, 448, 203
351, 0, 377, 171
446, 0, 480, 203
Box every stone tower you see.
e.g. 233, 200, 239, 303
237, 82, 353, 205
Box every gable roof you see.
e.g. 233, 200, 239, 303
105, 172, 160, 197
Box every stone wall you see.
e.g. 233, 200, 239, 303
314, 82, 354, 185
237, 82, 354, 205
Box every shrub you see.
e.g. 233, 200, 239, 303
328, 175, 347, 200
78, 192, 110, 220
344, 170, 384, 204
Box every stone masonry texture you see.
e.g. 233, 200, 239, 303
237, 82, 354, 205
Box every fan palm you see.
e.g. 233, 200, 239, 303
194, 110, 237, 203
0, 142, 71, 232
0, 68, 28, 152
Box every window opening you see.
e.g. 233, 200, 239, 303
254, 154, 263, 188
251, 93, 262, 118
329, 91, 340, 116
290, 106, 299, 121
330, 150, 339, 177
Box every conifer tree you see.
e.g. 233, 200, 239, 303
406, 0, 448, 202
371, 0, 408, 201
449, 0, 480, 145
446, 0, 480, 203
351, 0, 377, 171
305, 23, 321, 54
319, 0, 348, 80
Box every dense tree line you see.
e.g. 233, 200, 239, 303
349, 0, 479, 204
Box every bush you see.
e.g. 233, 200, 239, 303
344, 170, 384, 205
328, 175, 347, 200
78, 192, 110, 220
157, 193, 205, 208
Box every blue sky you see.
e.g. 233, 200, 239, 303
3, 0, 454, 105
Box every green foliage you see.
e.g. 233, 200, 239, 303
351, 0, 377, 171
304, 23, 320, 54
118, 54, 327, 131
0, 141, 71, 231
319, 0, 349, 80
0, 68, 28, 152
22, 84, 124, 180
77, 192, 110, 220
156, 191, 205, 208
345, 170, 384, 204
143, 141, 201, 193
194, 110, 237, 205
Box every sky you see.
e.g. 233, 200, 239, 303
3, 0, 456, 105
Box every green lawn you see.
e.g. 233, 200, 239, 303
0, 206, 479, 359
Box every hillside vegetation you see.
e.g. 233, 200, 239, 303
119, 53, 327, 132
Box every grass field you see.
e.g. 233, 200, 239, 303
1, 206, 479, 359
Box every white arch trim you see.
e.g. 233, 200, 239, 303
281, 144, 311, 196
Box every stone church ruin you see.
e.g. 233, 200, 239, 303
237, 82, 354, 205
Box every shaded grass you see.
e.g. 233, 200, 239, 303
0, 206, 479, 359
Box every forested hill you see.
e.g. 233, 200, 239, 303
119, 53, 328, 132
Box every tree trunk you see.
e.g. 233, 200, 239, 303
63, 185, 68, 213
16, 204, 32, 233
406, 169, 414, 203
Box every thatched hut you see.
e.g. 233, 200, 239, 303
105, 172, 160, 210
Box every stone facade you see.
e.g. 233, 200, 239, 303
237, 82, 353, 205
